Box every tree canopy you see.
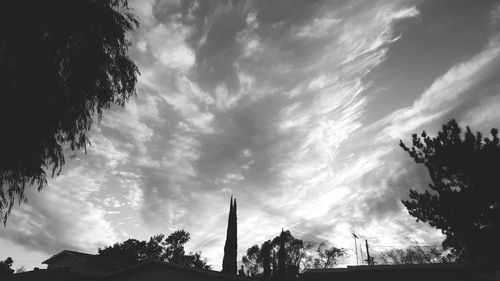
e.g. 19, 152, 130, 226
312, 242, 347, 269
376, 242, 448, 265
400, 119, 500, 265
0, 0, 139, 224
98, 230, 211, 270
242, 230, 346, 277
0, 257, 14, 277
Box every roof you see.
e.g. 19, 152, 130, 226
301, 263, 488, 281
43, 250, 255, 281
42, 250, 126, 269
303, 263, 484, 273
104, 260, 255, 281
8, 268, 100, 281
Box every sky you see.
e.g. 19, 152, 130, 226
2, 0, 500, 271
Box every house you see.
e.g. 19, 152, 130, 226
7, 267, 100, 281
8, 250, 254, 281
41, 250, 126, 276
13, 250, 498, 281
104, 260, 255, 281
300, 263, 491, 281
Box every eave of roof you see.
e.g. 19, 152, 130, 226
42, 250, 87, 265
42, 250, 125, 270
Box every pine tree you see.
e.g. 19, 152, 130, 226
222, 196, 238, 274
401, 120, 500, 264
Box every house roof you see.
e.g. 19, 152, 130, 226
301, 263, 487, 280
9, 267, 100, 281
42, 250, 126, 269
303, 263, 484, 273
43, 250, 255, 281
104, 260, 255, 281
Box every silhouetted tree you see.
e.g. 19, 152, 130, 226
243, 230, 345, 277
181, 252, 211, 270
99, 238, 147, 266
0, 257, 14, 277
0, 0, 139, 224
242, 244, 262, 276
312, 242, 346, 269
99, 230, 211, 269
262, 240, 272, 276
242, 240, 276, 277
15, 266, 26, 274
400, 119, 500, 265
376, 243, 446, 265
272, 250, 277, 278
271, 230, 316, 274
277, 230, 287, 280
163, 230, 190, 262
222, 196, 237, 274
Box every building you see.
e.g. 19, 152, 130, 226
10, 250, 500, 281
41, 250, 126, 276
7, 267, 100, 281
8, 250, 254, 281
300, 263, 494, 281
105, 260, 254, 281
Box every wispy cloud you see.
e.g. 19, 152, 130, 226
2, 165, 117, 253
374, 41, 500, 142
3, 0, 500, 270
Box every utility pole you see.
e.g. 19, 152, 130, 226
359, 242, 364, 264
352, 231, 359, 265
365, 240, 373, 266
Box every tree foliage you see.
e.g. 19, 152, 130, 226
242, 230, 346, 277
242, 244, 262, 276
277, 230, 287, 281
0, 257, 14, 277
15, 266, 26, 274
0, 0, 139, 224
376, 242, 447, 265
312, 242, 347, 269
400, 119, 500, 264
98, 230, 211, 270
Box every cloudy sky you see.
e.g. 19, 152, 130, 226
2, 0, 500, 270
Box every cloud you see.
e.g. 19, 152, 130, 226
390, 6, 419, 20
0, 165, 117, 254
103, 196, 124, 208
4, 0, 500, 271
464, 94, 500, 130
374, 41, 500, 142
294, 16, 342, 39
146, 23, 196, 70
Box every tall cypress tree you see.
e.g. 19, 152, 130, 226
222, 196, 237, 274
232, 198, 238, 272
